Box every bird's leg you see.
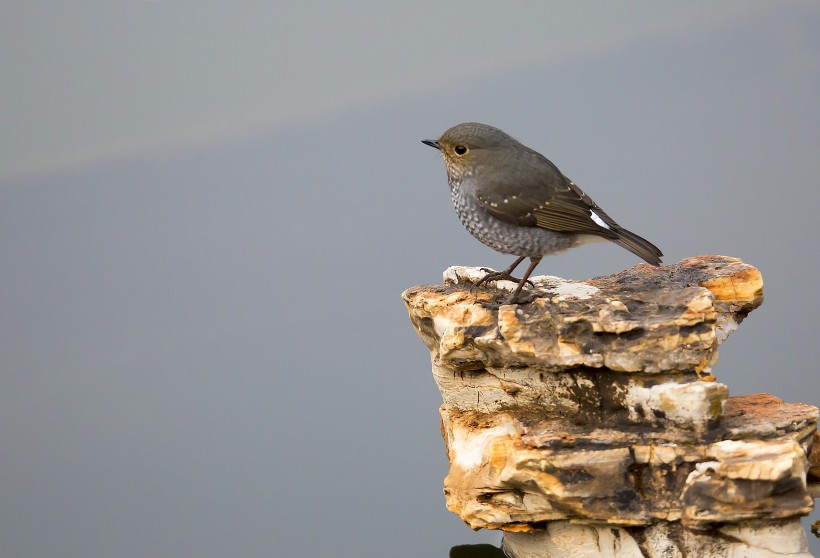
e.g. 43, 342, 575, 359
472, 256, 529, 290
508, 257, 542, 304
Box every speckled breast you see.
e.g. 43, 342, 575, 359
449, 178, 582, 258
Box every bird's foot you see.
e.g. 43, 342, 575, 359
505, 290, 538, 305
470, 268, 535, 291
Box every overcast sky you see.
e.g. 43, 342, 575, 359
0, 1, 789, 177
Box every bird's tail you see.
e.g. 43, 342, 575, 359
612, 227, 663, 266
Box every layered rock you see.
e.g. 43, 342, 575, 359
403, 256, 819, 557
502, 519, 813, 558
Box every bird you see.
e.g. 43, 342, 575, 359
422, 122, 663, 304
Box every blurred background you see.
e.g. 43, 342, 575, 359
2, 2, 819, 556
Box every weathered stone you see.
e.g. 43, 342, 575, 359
502, 519, 812, 558
723, 394, 819, 449
681, 439, 812, 525
403, 256, 818, 556
502, 522, 644, 558
809, 430, 820, 481
440, 395, 816, 531
404, 256, 762, 377
432, 363, 728, 430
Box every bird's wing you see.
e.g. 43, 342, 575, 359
473, 149, 618, 238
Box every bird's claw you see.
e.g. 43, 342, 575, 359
470, 269, 535, 292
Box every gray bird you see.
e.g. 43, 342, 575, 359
422, 122, 663, 303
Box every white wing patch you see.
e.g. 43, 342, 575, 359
590, 211, 610, 230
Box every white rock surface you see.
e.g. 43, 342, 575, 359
502, 519, 813, 558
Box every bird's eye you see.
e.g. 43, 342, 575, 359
454, 145, 469, 156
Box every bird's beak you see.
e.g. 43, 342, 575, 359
422, 139, 441, 150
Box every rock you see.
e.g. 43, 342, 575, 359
430, 364, 728, 431
502, 523, 645, 558
439, 395, 816, 531
722, 394, 818, 446
405, 256, 763, 377
403, 256, 818, 556
502, 519, 813, 558
809, 430, 820, 481
680, 438, 812, 525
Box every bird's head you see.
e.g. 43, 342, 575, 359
422, 122, 519, 180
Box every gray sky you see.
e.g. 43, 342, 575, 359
2, 2, 820, 557
1, 1, 785, 177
